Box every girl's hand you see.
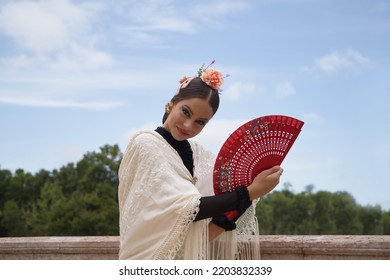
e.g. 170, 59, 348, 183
247, 166, 283, 200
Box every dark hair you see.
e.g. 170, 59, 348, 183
162, 77, 220, 124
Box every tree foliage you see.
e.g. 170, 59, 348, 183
0, 144, 121, 237
256, 185, 389, 235
1, 144, 389, 236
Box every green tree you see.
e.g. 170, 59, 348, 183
1, 200, 26, 236
53, 163, 79, 197
331, 191, 363, 234
359, 205, 383, 234
259, 189, 295, 234
382, 210, 390, 234
0, 169, 12, 207
28, 182, 67, 235
25, 144, 121, 236
256, 197, 273, 234
290, 192, 316, 234
312, 191, 337, 234
64, 191, 119, 235
77, 144, 121, 192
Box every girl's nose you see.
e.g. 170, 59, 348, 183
183, 120, 193, 131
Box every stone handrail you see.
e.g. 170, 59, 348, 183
0, 235, 389, 260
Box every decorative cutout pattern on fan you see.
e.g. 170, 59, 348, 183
213, 115, 304, 195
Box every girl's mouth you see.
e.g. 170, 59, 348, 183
177, 127, 189, 136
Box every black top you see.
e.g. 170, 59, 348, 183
155, 126, 251, 230
155, 126, 194, 176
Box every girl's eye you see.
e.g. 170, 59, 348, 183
197, 120, 206, 126
182, 108, 190, 117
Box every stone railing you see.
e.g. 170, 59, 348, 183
0, 235, 389, 260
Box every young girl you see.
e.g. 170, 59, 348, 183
118, 63, 283, 260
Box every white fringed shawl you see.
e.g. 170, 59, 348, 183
118, 131, 260, 260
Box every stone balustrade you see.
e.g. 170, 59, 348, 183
0, 235, 389, 260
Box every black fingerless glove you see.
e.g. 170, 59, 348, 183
211, 214, 237, 231
235, 186, 252, 215
211, 186, 252, 231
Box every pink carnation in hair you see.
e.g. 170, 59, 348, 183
179, 76, 191, 84
201, 69, 224, 90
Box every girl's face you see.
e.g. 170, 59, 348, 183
163, 98, 214, 141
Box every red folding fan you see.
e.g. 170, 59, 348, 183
213, 115, 304, 220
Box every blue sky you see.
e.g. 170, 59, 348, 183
0, 0, 389, 210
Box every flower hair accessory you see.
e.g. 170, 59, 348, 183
175, 60, 229, 95
197, 60, 229, 91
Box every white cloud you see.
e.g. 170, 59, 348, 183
0, 0, 249, 69
124, 18, 196, 34
3, 46, 113, 71
223, 81, 265, 101
124, 20, 196, 35
117, 0, 249, 46
2, 54, 36, 69
125, 0, 197, 33
301, 112, 325, 125
192, 1, 249, 19
0, 0, 113, 70
0, 0, 89, 52
0, 94, 122, 110
275, 82, 295, 98
55, 43, 114, 70
315, 49, 371, 74
124, 0, 248, 32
